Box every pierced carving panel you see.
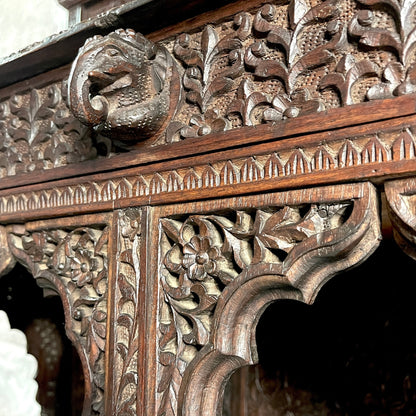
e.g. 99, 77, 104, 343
0, 81, 111, 178
63, 0, 416, 146
165, 0, 416, 141
7, 223, 109, 415
155, 183, 380, 416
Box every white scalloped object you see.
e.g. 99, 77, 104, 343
0, 310, 41, 416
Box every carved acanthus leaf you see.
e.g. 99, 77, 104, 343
113, 208, 141, 416
7, 224, 109, 416
157, 183, 381, 416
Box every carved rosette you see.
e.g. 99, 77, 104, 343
6, 224, 109, 416
156, 182, 381, 416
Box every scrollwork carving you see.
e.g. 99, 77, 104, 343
111, 208, 141, 415
0, 82, 106, 178
67, 0, 416, 143
7, 223, 109, 416
157, 183, 381, 416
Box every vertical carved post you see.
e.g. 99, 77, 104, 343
154, 182, 381, 416
106, 208, 142, 415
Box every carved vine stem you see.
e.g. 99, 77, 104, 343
157, 182, 381, 416
112, 208, 141, 415
5, 222, 109, 416
64, 0, 416, 145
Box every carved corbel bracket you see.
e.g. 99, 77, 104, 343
0, 220, 110, 416
385, 177, 416, 260
157, 182, 381, 416
68, 29, 181, 144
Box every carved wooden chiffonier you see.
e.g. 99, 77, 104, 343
1, 0, 416, 414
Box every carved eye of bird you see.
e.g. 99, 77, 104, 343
106, 48, 120, 57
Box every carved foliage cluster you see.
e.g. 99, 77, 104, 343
0, 82, 110, 178
1, 127, 414, 215
157, 202, 351, 415
113, 209, 141, 415
8, 225, 109, 415
166, 0, 416, 141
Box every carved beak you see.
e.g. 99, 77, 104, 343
88, 70, 115, 89
88, 69, 132, 95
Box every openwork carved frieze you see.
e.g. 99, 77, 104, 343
156, 183, 381, 416
66, 0, 416, 144
6, 222, 109, 415
0, 82, 111, 178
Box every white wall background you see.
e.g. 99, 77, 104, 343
0, 0, 69, 58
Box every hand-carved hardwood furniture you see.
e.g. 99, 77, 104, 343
1, 0, 416, 414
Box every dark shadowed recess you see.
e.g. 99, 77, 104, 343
225, 239, 416, 415
0, 263, 84, 416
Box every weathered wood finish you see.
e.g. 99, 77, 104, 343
1, 0, 416, 415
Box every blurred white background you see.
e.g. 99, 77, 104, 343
0, 0, 69, 58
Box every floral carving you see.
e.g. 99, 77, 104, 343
157, 202, 352, 416
8, 225, 109, 415
348, 0, 416, 99
113, 209, 141, 416
0, 82, 106, 178
181, 235, 223, 281
174, 15, 249, 113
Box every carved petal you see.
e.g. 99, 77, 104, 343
174, 182, 380, 416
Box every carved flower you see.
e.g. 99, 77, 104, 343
180, 109, 230, 138
71, 248, 98, 287
182, 235, 222, 281
264, 89, 324, 122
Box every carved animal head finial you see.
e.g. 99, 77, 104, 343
68, 29, 179, 143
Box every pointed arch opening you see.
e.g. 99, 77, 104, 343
223, 240, 416, 415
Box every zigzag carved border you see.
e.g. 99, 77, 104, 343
1, 126, 416, 217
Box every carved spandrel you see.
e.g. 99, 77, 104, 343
155, 183, 381, 416
385, 177, 416, 260
66, 0, 416, 145
6, 222, 109, 416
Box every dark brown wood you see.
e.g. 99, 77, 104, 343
2, 0, 416, 415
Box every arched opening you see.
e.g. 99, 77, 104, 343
224, 239, 416, 415
0, 263, 84, 415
